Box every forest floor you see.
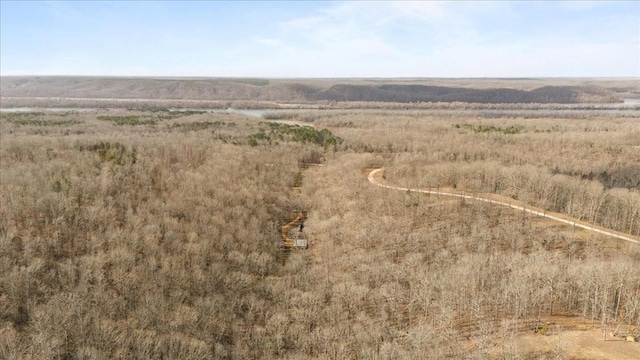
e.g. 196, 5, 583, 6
487, 317, 640, 359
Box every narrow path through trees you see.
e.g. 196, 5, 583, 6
368, 168, 640, 245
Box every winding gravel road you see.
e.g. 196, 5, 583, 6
368, 168, 640, 245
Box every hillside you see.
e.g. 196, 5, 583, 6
311, 84, 618, 103
1, 76, 635, 104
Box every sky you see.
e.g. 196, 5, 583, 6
1, 1, 639, 78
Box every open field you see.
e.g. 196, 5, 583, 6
1, 92, 639, 358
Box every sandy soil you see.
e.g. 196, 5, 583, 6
496, 327, 640, 359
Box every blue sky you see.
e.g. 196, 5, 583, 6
1, 1, 638, 77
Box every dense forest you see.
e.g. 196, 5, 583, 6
0, 108, 639, 359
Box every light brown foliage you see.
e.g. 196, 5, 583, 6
0, 109, 638, 359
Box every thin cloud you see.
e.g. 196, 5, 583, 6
267, 1, 639, 77
255, 38, 282, 47
1, 1, 638, 77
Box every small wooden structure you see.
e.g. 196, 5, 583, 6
281, 210, 309, 250
293, 231, 308, 249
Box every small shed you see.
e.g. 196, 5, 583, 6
293, 231, 308, 249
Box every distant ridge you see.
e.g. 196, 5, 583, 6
311, 84, 616, 103
1, 76, 635, 104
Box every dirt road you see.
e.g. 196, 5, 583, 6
368, 168, 640, 245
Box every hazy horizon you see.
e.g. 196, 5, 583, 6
1, 1, 639, 78
2, 75, 639, 80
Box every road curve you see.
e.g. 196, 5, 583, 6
368, 168, 640, 245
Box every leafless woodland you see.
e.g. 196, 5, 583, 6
0, 106, 639, 359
